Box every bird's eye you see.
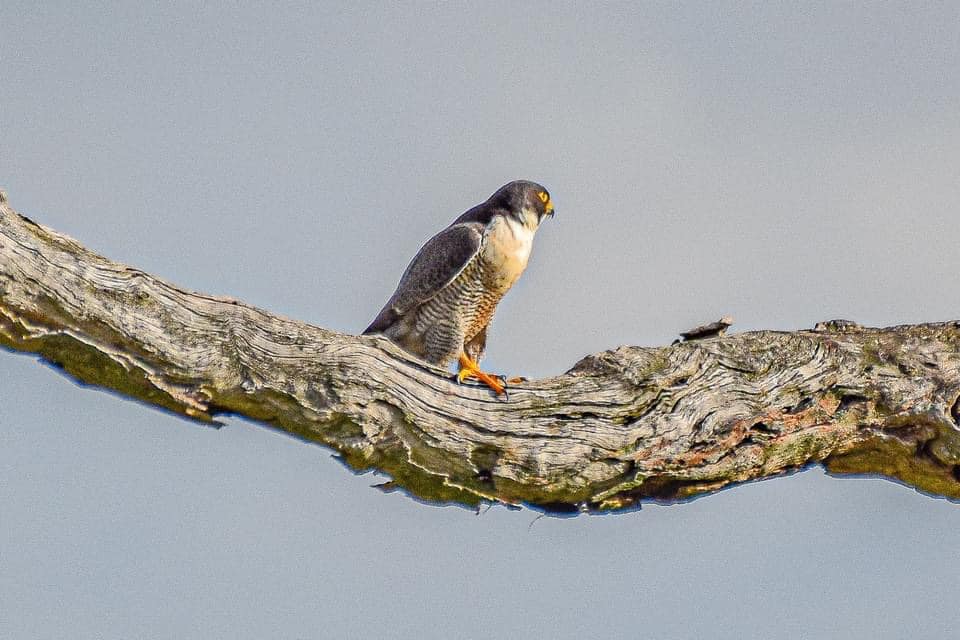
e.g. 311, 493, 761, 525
537, 191, 549, 203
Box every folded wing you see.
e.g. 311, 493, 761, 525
363, 222, 484, 334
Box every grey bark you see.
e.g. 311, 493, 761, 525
2, 191, 959, 511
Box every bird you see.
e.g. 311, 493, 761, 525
363, 180, 554, 395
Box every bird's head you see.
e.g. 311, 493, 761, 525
490, 180, 554, 227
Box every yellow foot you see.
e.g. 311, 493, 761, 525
457, 353, 507, 396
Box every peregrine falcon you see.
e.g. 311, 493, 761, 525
364, 180, 554, 395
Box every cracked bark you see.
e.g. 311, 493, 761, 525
2, 192, 960, 512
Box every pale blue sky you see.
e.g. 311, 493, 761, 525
2, 3, 960, 638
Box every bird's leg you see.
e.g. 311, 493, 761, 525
456, 353, 506, 396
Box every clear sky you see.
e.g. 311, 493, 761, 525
2, 3, 960, 638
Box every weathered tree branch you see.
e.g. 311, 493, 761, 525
2, 192, 960, 512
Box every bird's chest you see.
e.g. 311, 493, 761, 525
479, 216, 534, 294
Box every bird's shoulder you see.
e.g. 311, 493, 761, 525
400, 220, 485, 291
451, 201, 508, 227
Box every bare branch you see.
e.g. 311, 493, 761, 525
2, 192, 959, 511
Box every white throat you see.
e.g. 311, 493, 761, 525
516, 207, 542, 232
480, 211, 540, 292
504, 211, 538, 251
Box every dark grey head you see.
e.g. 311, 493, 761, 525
452, 180, 555, 227
487, 180, 554, 223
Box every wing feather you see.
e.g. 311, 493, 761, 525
363, 222, 483, 334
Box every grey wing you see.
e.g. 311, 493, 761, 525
363, 222, 483, 334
